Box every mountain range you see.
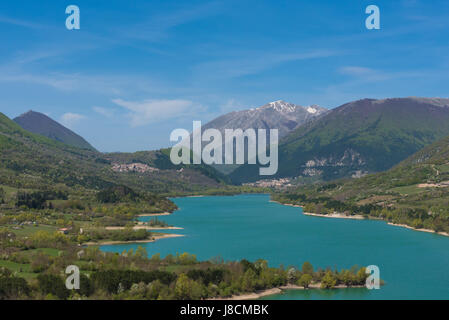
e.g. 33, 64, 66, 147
202, 100, 327, 138
230, 97, 449, 183
4, 96, 449, 192
200, 100, 327, 174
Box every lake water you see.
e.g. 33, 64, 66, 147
101, 194, 449, 299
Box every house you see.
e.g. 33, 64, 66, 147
58, 227, 72, 235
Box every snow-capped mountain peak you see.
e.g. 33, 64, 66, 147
262, 100, 297, 112
203, 100, 327, 140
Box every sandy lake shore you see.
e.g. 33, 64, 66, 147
137, 212, 172, 217
387, 222, 449, 237
105, 226, 183, 231
274, 200, 365, 219
213, 283, 365, 300
210, 288, 282, 300
303, 212, 366, 220
84, 233, 184, 246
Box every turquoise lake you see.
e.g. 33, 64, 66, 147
100, 194, 449, 299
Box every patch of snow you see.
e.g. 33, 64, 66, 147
307, 106, 317, 114
266, 100, 296, 112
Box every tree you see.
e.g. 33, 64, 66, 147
37, 274, 69, 299
97, 185, 139, 203
411, 218, 424, 229
342, 270, 355, 286
178, 252, 197, 265
304, 203, 316, 213
135, 246, 148, 259
241, 269, 257, 292
287, 267, 298, 284
298, 274, 312, 289
174, 274, 193, 300
356, 267, 367, 285
302, 261, 314, 275
320, 271, 337, 289
129, 282, 147, 298
146, 280, 164, 300
79, 274, 94, 297
0, 275, 30, 299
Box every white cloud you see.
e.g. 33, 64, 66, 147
338, 66, 425, 83
93, 106, 114, 118
0, 72, 79, 91
193, 50, 338, 79
0, 70, 165, 96
112, 98, 205, 127
60, 113, 85, 128
121, 2, 222, 42
0, 15, 44, 29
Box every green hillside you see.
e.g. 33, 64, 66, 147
273, 134, 449, 233
230, 97, 449, 183
0, 112, 108, 190
0, 112, 230, 194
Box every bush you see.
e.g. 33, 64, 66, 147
91, 270, 176, 294
0, 275, 30, 299
37, 274, 69, 300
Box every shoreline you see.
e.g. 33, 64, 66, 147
84, 233, 184, 246
137, 212, 172, 217
387, 222, 449, 237
105, 226, 183, 231
213, 283, 366, 300
275, 199, 449, 238
303, 212, 366, 220
270, 200, 303, 208
170, 195, 206, 199
213, 288, 282, 300
272, 199, 365, 220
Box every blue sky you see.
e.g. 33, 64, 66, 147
1, 0, 449, 152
